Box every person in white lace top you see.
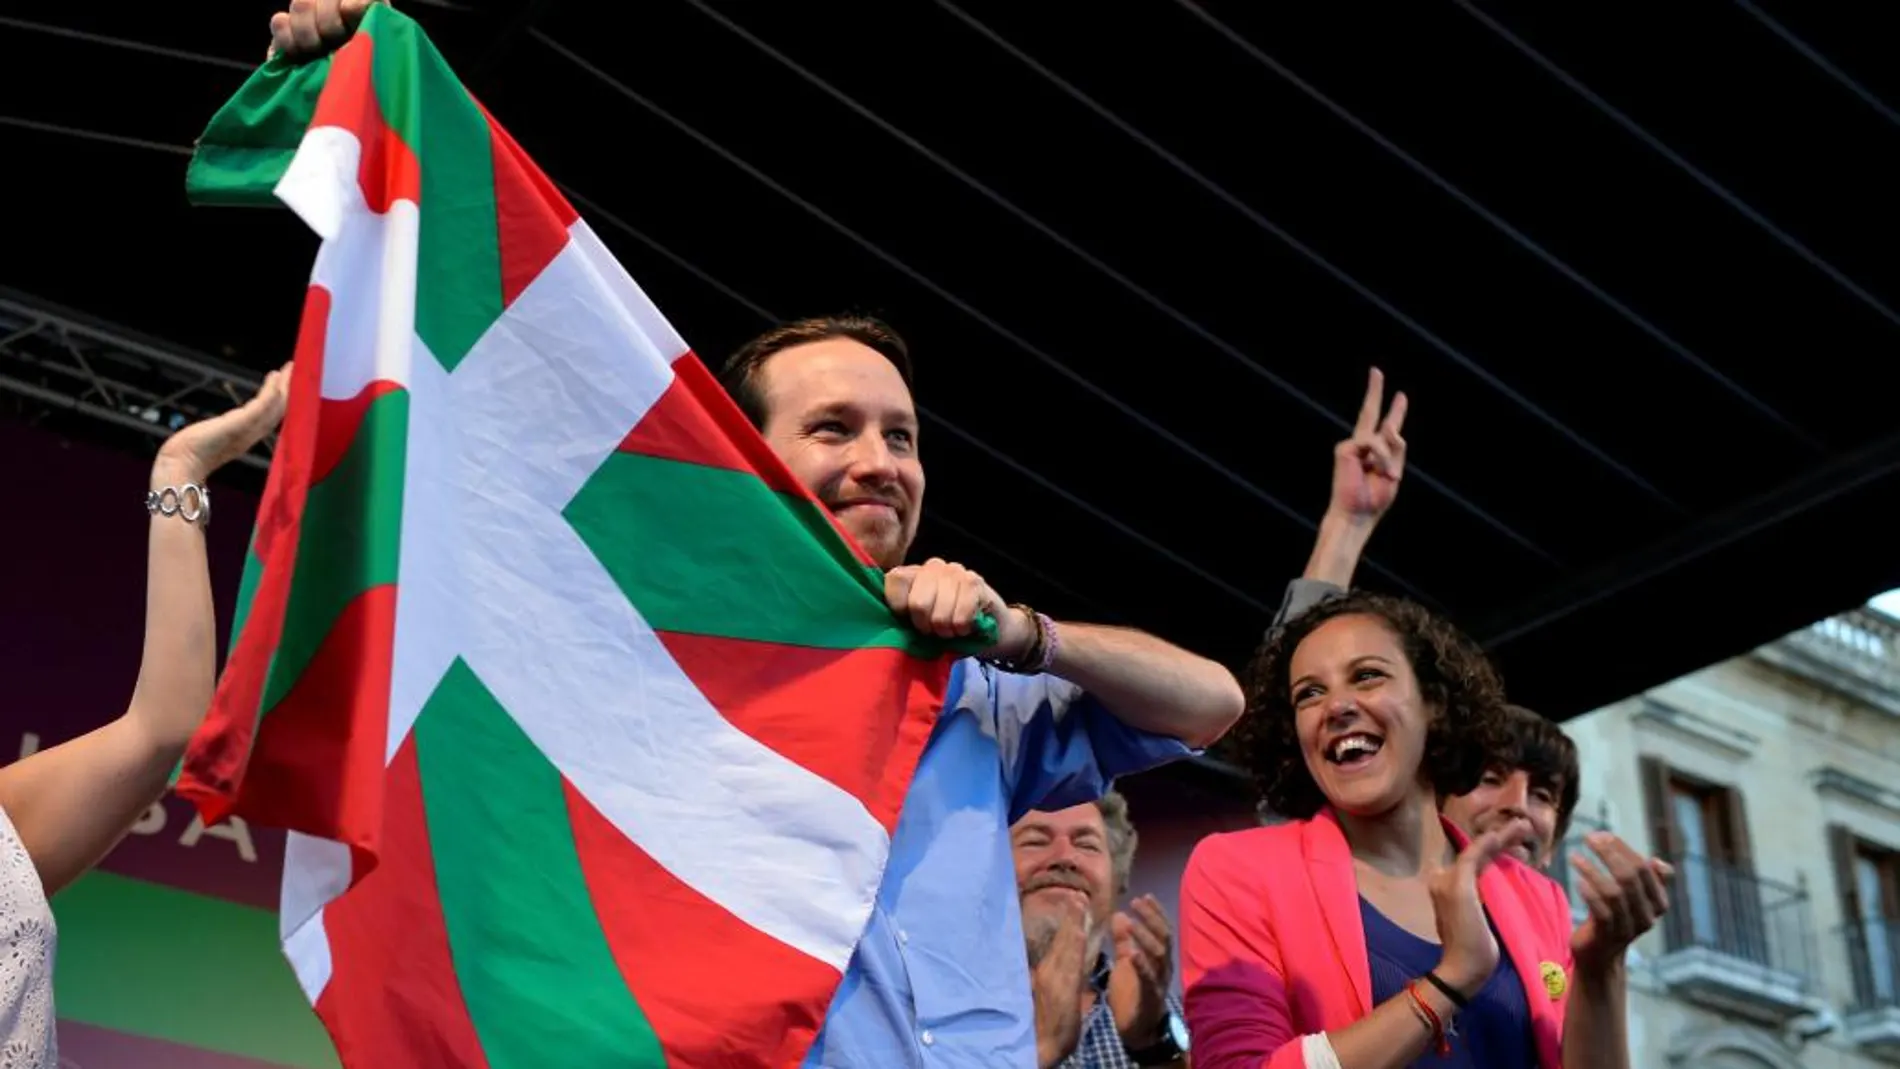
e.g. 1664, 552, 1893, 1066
0, 365, 289, 1068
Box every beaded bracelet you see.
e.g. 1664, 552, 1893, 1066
1404, 981, 1451, 1057
983, 603, 1059, 674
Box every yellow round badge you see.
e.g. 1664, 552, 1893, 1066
1539, 961, 1567, 1000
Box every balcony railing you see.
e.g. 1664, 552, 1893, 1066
1839, 918, 1900, 1056
1662, 854, 1814, 976
1650, 853, 1817, 1022
1840, 918, 1900, 1013
1758, 607, 1900, 716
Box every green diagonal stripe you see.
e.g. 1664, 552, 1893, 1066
567, 452, 972, 654
187, 53, 335, 206
51, 872, 339, 1068
363, 8, 502, 371
259, 389, 408, 716
230, 542, 266, 649
414, 659, 666, 1068
173, 537, 274, 790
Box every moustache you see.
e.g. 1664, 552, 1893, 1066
1024, 871, 1091, 896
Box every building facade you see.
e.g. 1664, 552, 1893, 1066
1561, 605, 1900, 1069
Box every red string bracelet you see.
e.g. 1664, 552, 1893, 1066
1404, 981, 1451, 1056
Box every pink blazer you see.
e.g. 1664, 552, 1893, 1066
1178, 810, 1573, 1069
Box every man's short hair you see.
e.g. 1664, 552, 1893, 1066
717, 315, 914, 430
1097, 790, 1139, 896
1500, 704, 1581, 844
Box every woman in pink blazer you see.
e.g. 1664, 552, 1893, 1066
1179, 592, 1669, 1069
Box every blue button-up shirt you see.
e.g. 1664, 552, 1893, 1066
801, 658, 1196, 1067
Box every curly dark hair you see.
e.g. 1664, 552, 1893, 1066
1237, 591, 1515, 820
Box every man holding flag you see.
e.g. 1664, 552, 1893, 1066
712, 314, 1241, 1065
186, 3, 1243, 1066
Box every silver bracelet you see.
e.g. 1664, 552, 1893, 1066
147, 483, 212, 527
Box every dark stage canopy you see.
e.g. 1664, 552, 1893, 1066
5, 1, 1897, 722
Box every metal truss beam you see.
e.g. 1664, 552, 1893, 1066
0, 288, 272, 470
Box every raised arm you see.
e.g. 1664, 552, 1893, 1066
886, 560, 1242, 749
1030, 621, 1242, 748
1263, 369, 1408, 642
0, 367, 289, 895
1306, 367, 1407, 589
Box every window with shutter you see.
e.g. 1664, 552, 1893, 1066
1833, 825, 1900, 1009
1638, 755, 1763, 961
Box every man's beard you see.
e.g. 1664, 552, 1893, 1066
830, 498, 909, 570
1024, 911, 1061, 968
1023, 904, 1103, 969
1022, 868, 1100, 965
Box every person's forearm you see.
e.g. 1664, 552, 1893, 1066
1561, 962, 1630, 1069
1303, 510, 1376, 588
1035, 1000, 1082, 1068
74, 472, 219, 860
1045, 622, 1243, 748
1323, 985, 1456, 1069
129, 456, 220, 759
1119, 1013, 1190, 1068
0, 458, 222, 894
0, 369, 284, 895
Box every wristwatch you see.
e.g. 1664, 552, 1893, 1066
1126, 1011, 1190, 1066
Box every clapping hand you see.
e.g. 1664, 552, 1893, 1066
1430, 817, 1534, 996
1030, 892, 1093, 1069
1570, 831, 1673, 976
1108, 894, 1176, 1049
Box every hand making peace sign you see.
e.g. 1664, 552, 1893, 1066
1329, 367, 1408, 522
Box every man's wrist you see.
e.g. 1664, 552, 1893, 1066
1122, 1007, 1188, 1063
1000, 605, 1039, 661
1118, 1014, 1166, 1049
982, 605, 1058, 674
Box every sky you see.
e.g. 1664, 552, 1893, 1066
1876, 590, 1900, 618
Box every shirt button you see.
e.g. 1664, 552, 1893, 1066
898, 930, 909, 945
920, 1030, 934, 1046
